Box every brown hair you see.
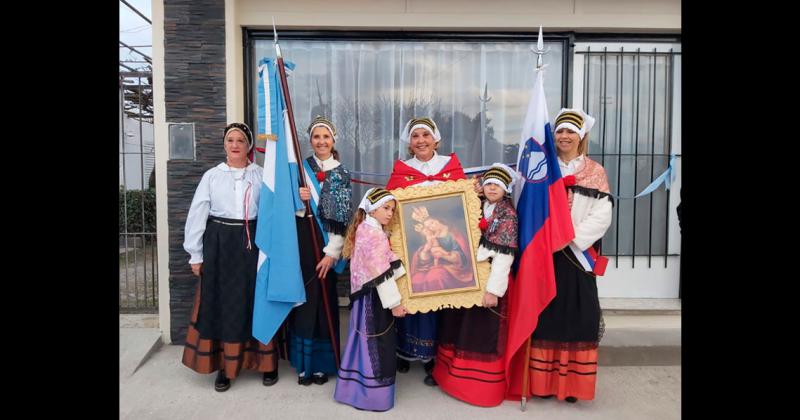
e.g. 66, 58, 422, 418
341, 208, 366, 259
577, 133, 590, 156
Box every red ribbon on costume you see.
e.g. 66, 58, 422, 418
350, 178, 384, 186
585, 244, 608, 276
244, 182, 253, 251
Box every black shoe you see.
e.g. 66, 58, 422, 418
312, 373, 328, 385
397, 357, 410, 373
424, 373, 438, 386
214, 370, 231, 392
423, 360, 435, 375
262, 371, 278, 386
298, 375, 313, 386
565, 396, 578, 403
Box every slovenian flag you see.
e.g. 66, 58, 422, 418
504, 65, 576, 399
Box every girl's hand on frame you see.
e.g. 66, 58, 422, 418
392, 305, 408, 318
482, 292, 498, 308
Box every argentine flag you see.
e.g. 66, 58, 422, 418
252, 57, 306, 345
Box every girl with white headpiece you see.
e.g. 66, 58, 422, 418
527, 108, 613, 403
333, 188, 408, 412
432, 163, 519, 407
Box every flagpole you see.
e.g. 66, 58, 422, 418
273, 19, 341, 368
520, 336, 532, 411
520, 25, 548, 412
478, 83, 491, 166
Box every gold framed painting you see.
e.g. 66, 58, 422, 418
387, 179, 490, 314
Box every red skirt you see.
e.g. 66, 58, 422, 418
433, 345, 506, 407
432, 301, 509, 407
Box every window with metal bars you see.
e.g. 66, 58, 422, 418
242, 32, 681, 269
574, 43, 681, 267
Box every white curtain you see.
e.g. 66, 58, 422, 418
252, 39, 563, 203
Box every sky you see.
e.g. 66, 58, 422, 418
119, 0, 152, 73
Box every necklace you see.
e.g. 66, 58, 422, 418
230, 166, 246, 190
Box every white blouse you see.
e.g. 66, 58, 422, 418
404, 152, 452, 187
183, 162, 263, 264
558, 154, 585, 176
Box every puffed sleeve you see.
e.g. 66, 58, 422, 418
363, 228, 405, 309
572, 197, 613, 251
183, 171, 212, 264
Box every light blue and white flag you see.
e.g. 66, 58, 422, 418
252, 57, 306, 345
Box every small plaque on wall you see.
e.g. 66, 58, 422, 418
168, 123, 195, 160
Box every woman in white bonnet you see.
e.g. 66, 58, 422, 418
527, 108, 613, 403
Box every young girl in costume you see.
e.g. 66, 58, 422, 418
432, 163, 519, 407
333, 188, 409, 412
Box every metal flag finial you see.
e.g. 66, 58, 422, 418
537, 25, 544, 51
532, 25, 549, 70
272, 17, 282, 58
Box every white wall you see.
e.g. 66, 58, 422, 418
153, 0, 170, 343
236, 0, 680, 31
598, 256, 680, 298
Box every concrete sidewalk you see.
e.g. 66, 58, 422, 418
121, 311, 680, 419
119, 344, 679, 420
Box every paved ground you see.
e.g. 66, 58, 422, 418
120, 298, 681, 420
119, 343, 680, 420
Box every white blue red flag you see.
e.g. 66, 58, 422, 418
504, 65, 576, 399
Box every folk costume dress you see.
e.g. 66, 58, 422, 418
334, 214, 407, 412
287, 154, 352, 380
433, 193, 518, 406
528, 154, 613, 401
385, 152, 466, 363
182, 162, 278, 379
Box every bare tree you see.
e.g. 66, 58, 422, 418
120, 71, 153, 123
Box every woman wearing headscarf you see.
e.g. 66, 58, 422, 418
527, 108, 613, 403
290, 115, 353, 386
385, 117, 467, 386
182, 122, 279, 392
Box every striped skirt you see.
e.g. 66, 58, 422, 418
181, 216, 277, 379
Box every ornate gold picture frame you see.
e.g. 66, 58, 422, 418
388, 179, 490, 314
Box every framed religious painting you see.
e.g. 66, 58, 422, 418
387, 179, 490, 314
